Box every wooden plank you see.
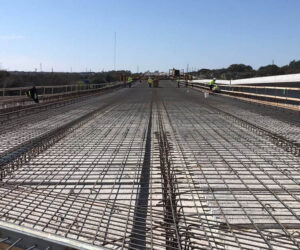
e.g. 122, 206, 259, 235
221, 93, 300, 111
219, 85, 300, 91
221, 89, 300, 102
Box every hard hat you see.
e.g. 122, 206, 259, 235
213, 78, 216, 80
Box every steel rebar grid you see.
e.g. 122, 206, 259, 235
0, 81, 299, 249
190, 88, 300, 145
153, 86, 300, 249
0, 89, 158, 249
0, 87, 129, 156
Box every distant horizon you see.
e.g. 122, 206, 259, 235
3, 59, 300, 74
1, 0, 300, 72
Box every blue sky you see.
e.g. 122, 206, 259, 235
0, 0, 300, 72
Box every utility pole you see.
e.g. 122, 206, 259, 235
40, 63, 42, 72
114, 32, 116, 71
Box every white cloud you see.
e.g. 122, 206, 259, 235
0, 35, 25, 40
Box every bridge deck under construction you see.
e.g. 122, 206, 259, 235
0, 81, 299, 249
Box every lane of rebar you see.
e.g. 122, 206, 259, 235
186, 83, 300, 145
0, 81, 299, 249
0, 87, 129, 156
158, 86, 300, 249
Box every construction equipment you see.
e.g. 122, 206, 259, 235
173, 69, 180, 77
169, 68, 184, 79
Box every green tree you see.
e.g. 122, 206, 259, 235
257, 65, 284, 76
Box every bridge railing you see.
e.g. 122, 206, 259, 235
188, 80, 300, 111
0, 82, 116, 97
192, 73, 300, 86
0, 81, 125, 112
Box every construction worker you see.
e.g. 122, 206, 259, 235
128, 76, 133, 88
148, 77, 152, 88
209, 78, 216, 92
25, 86, 39, 103
213, 85, 220, 93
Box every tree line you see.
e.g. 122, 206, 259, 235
1, 60, 300, 88
191, 60, 300, 80
0, 70, 131, 88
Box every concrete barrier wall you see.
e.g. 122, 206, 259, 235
192, 73, 300, 86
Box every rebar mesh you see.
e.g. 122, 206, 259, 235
0, 81, 299, 249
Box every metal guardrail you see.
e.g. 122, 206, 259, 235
0, 83, 108, 97
0, 82, 127, 116
0, 82, 123, 109
187, 81, 300, 109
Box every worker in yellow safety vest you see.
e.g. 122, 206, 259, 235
25, 86, 39, 103
213, 84, 220, 93
128, 77, 133, 88
148, 77, 153, 88
209, 78, 216, 92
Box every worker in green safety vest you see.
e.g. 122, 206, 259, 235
209, 78, 216, 92
213, 85, 220, 93
128, 76, 133, 88
148, 77, 153, 88
25, 86, 39, 103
